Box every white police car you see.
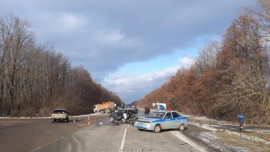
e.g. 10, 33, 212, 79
134, 110, 188, 133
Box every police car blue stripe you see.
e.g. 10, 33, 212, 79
152, 117, 187, 123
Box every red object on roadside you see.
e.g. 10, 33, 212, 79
167, 108, 173, 110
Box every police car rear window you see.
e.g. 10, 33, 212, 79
172, 112, 180, 118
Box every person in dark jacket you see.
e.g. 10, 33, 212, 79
237, 113, 245, 131
134, 106, 138, 114
144, 106, 150, 117
131, 106, 138, 114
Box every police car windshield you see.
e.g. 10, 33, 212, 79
147, 112, 165, 119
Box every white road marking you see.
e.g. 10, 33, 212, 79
170, 131, 207, 152
119, 126, 128, 152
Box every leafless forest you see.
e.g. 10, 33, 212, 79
136, 0, 270, 125
0, 15, 122, 116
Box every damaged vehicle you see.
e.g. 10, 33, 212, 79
134, 110, 188, 133
109, 107, 138, 124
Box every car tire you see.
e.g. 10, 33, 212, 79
154, 125, 161, 133
66, 118, 69, 122
179, 124, 185, 131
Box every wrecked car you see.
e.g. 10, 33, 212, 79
109, 107, 138, 124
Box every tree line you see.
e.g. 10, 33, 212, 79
0, 15, 122, 116
135, 0, 270, 125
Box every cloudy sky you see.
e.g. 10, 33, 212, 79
0, 0, 255, 103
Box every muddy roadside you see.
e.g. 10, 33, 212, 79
184, 116, 270, 152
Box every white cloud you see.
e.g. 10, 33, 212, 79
102, 57, 194, 103
179, 57, 195, 68
60, 13, 87, 29
0, 0, 255, 103
2, 0, 253, 81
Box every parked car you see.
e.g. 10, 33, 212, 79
134, 110, 188, 133
51, 109, 69, 123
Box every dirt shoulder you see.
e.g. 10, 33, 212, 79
185, 115, 270, 152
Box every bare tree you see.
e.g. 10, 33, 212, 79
0, 15, 123, 116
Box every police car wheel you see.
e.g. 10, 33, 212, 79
179, 124, 185, 131
154, 125, 161, 133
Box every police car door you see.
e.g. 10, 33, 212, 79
163, 112, 174, 129
171, 112, 181, 128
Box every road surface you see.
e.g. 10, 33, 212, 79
33, 124, 205, 152
0, 115, 105, 152
1, 114, 269, 152
0, 115, 206, 152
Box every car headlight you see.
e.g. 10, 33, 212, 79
144, 123, 151, 128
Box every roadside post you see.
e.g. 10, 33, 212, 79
88, 116, 91, 126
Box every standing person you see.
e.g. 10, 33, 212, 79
237, 113, 245, 131
132, 106, 138, 114
134, 106, 138, 114
144, 106, 150, 117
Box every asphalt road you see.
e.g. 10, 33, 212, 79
0, 115, 206, 152
33, 123, 203, 152
3, 114, 268, 152
32, 124, 125, 152
0, 115, 106, 152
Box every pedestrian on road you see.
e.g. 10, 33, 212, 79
144, 106, 150, 117
237, 113, 245, 131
